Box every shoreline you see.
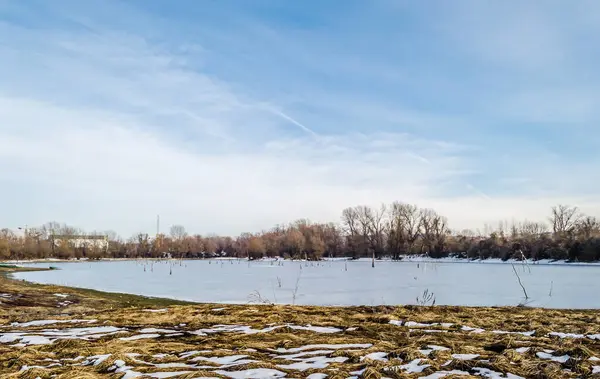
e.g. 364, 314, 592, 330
5, 255, 600, 266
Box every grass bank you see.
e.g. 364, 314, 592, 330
1, 271, 599, 378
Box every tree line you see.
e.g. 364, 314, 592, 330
1, 204, 600, 262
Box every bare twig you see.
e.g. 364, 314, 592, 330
292, 270, 302, 305
512, 263, 529, 301
416, 289, 436, 306
248, 290, 272, 305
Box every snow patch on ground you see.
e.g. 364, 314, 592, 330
215, 368, 287, 378
361, 352, 388, 361
419, 370, 470, 378
473, 367, 525, 378
11, 319, 97, 327
120, 334, 162, 341
452, 353, 480, 360
274, 343, 372, 353
536, 352, 570, 363
397, 359, 430, 373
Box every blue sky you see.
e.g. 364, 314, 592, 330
1, 0, 599, 237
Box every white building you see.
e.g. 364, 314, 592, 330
52, 235, 108, 250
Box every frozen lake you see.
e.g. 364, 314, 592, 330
12, 259, 600, 309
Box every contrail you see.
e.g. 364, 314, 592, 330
271, 109, 319, 138
466, 183, 492, 200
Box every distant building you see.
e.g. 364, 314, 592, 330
52, 235, 109, 250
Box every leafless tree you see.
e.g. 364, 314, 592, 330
519, 221, 548, 236
388, 202, 421, 259
420, 208, 449, 256
550, 205, 581, 235
575, 216, 600, 239
169, 225, 187, 241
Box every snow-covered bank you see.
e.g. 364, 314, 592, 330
5, 255, 600, 266
322, 256, 600, 266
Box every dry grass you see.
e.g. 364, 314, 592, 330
1, 269, 600, 378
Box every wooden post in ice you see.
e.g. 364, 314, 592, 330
372, 251, 375, 268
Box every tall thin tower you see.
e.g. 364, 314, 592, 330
156, 214, 160, 237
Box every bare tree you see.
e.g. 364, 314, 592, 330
575, 216, 600, 239
519, 221, 548, 236
169, 225, 187, 241
420, 208, 449, 256
550, 205, 581, 235
388, 202, 421, 259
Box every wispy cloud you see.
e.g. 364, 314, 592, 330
0, 0, 599, 237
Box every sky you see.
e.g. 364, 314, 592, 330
1, 0, 599, 238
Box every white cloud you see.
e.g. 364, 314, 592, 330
1, 1, 599, 238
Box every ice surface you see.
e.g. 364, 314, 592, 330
515, 347, 530, 353
307, 374, 327, 379
15, 260, 600, 308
